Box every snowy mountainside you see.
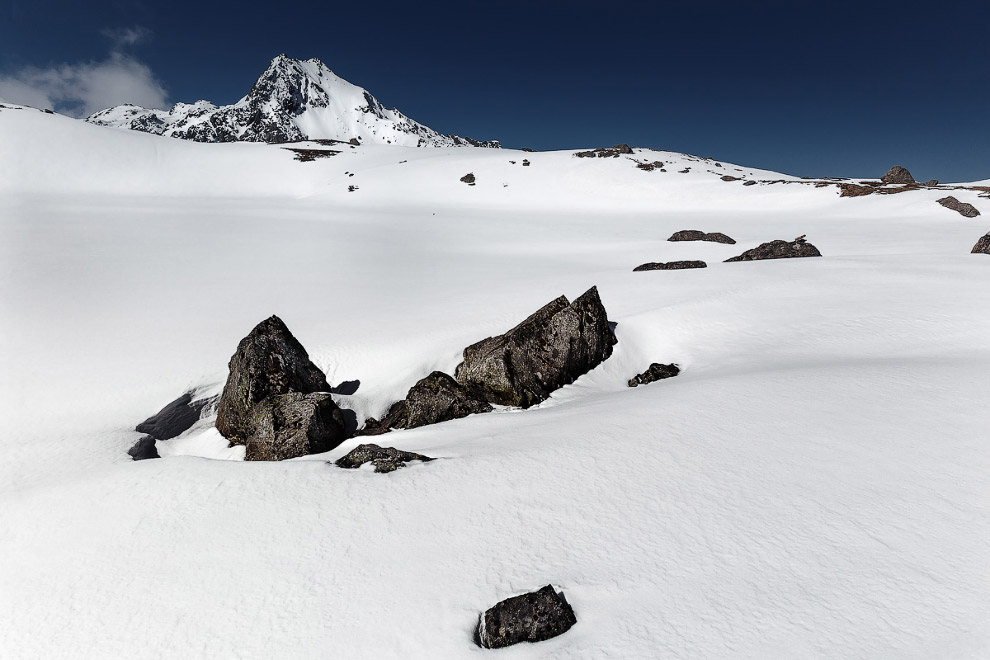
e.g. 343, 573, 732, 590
86, 54, 500, 148
1, 106, 989, 659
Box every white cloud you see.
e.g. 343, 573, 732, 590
0, 28, 168, 117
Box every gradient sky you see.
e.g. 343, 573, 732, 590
2, 0, 988, 181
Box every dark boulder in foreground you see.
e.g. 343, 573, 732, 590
476, 585, 577, 649
136, 391, 217, 440
628, 363, 680, 387
244, 391, 348, 461
633, 260, 707, 271
216, 315, 332, 444
881, 166, 915, 184
937, 196, 981, 218
667, 230, 735, 244
725, 236, 822, 262
334, 443, 434, 473
972, 232, 990, 254
357, 372, 493, 435
455, 287, 617, 408
127, 435, 160, 461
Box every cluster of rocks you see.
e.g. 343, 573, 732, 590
633, 260, 707, 271
635, 160, 665, 172
725, 235, 821, 262
476, 585, 577, 649
128, 391, 218, 460
628, 363, 680, 387
574, 144, 634, 158
937, 196, 981, 218
667, 229, 736, 244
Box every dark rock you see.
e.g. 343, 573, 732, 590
633, 261, 707, 271
668, 230, 736, 244
285, 147, 340, 162
402, 371, 493, 428
725, 236, 822, 262
924, 179, 939, 186
348, 137, 360, 146
334, 443, 434, 473
574, 144, 633, 158
937, 196, 981, 218
355, 401, 408, 436
972, 232, 990, 254
136, 391, 216, 440
628, 363, 680, 387
839, 183, 875, 197
455, 287, 617, 408
476, 585, 577, 649
881, 166, 915, 184
635, 160, 664, 171
244, 392, 348, 461
127, 435, 160, 461
743, 180, 758, 186
216, 315, 332, 444
330, 379, 360, 395
720, 175, 741, 182
461, 172, 476, 185
521, 159, 531, 166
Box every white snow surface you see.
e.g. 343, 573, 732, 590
1, 108, 989, 659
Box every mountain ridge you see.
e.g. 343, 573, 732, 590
86, 54, 500, 148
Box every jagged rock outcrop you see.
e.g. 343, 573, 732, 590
633, 261, 707, 271
971, 232, 990, 254
937, 196, 981, 218
86, 55, 500, 148
881, 166, 915, 184
667, 230, 736, 244
127, 436, 159, 461
725, 236, 822, 262
454, 287, 617, 408
334, 443, 435, 473
476, 585, 577, 649
628, 363, 680, 387
135, 391, 217, 440
244, 392, 348, 461
215, 315, 333, 444
358, 371, 493, 435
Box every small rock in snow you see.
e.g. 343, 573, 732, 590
628, 363, 680, 387
334, 443, 434, 473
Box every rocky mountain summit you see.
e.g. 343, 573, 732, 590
86, 55, 500, 147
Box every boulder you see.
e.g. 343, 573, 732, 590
216, 315, 332, 444
633, 261, 707, 271
455, 287, 617, 408
476, 585, 577, 649
460, 172, 476, 185
881, 166, 915, 184
667, 230, 736, 244
136, 391, 217, 440
334, 443, 434, 473
937, 196, 981, 218
244, 392, 348, 461
127, 435, 160, 461
725, 236, 822, 262
839, 183, 875, 197
743, 180, 758, 186
628, 363, 680, 387
356, 372, 493, 435
972, 232, 990, 254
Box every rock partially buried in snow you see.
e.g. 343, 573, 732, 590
972, 232, 990, 254
454, 287, 617, 408
633, 260, 707, 271
216, 315, 332, 444
476, 585, 577, 649
881, 166, 915, 184
628, 363, 680, 387
127, 436, 159, 461
936, 196, 981, 218
460, 172, 476, 185
725, 236, 822, 262
244, 392, 348, 461
135, 391, 217, 440
334, 443, 434, 473
357, 371, 493, 435
669, 229, 737, 243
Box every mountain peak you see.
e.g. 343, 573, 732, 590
86, 55, 500, 148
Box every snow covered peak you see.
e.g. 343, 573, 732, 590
86, 55, 500, 148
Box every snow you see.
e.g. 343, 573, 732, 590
1, 106, 989, 659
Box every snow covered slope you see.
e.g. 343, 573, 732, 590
1, 108, 989, 660
86, 54, 500, 147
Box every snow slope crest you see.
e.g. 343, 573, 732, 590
85, 54, 501, 148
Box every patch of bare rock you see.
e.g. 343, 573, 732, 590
334, 444, 434, 473
628, 363, 680, 387
937, 196, 981, 218
725, 235, 822, 262
476, 585, 577, 649
574, 144, 634, 158
971, 232, 990, 254
633, 260, 707, 271
668, 229, 736, 244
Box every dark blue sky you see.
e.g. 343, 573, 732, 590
2, 0, 988, 180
